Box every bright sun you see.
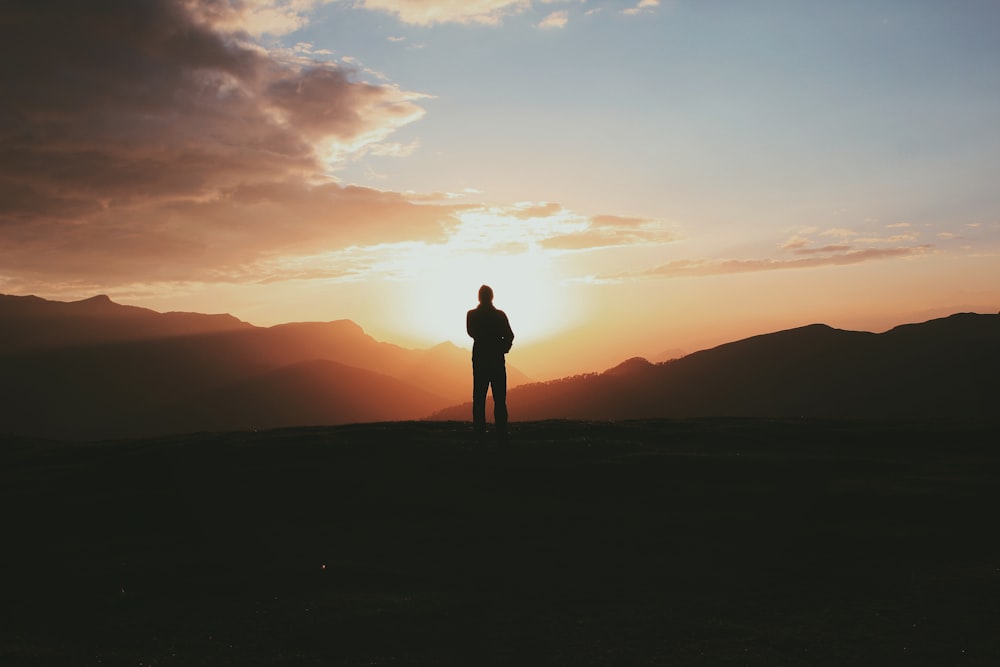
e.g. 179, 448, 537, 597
396, 247, 581, 348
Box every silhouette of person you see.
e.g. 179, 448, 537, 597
467, 285, 514, 438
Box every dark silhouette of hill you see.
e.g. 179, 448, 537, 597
0, 293, 251, 352
154, 360, 450, 434
0, 294, 529, 439
431, 313, 1000, 422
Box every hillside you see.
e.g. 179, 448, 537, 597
0, 294, 528, 439
432, 313, 1000, 423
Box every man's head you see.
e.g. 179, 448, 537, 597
478, 284, 493, 304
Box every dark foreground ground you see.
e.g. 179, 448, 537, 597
2, 419, 998, 666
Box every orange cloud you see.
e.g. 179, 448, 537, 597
789, 244, 853, 255
0, 180, 462, 285
0, 0, 447, 286
356, 0, 531, 26
604, 246, 933, 281
590, 214, 655, 227
784, 226, 922, 255
511, 202, 563, 219
185, 0, 333, 37
541, 214, 675, 250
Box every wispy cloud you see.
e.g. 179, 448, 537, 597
602, 246, 932, 282
355, 0, 531, 26
623, 0, 660, 17
538, 10, 569, 29
355, 0, 637, 27
820, 227, 861, 239
511, 202, 563, 219
186, 0, 336, 37
541, 214, 676, 250
599, 225, 934, 282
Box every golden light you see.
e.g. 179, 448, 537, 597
390, 209, 587, 347
392, 248, 580, 347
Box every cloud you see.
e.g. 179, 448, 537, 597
623, 0, 659, 17
185, 0, 336, 37
780, 235, 852, 255
363, 141, 421, 158
355, 0, 531, 26
820, 227, 861, 239
0, 0, 451, 287
780, 235, 811, 251
590, 214, 654, 227
791, 244, 854, 255
0, 180, 463, 285
511, 202, 563, 219
355, 0, 597, 27
602, 246, 932, 281
541, 213, 676, 250
538, 10, 569, 29
785, 225, 922, 252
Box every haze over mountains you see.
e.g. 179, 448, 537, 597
2, 294, 997, 440
434, 312, 1000, 423
0, 294, 528, 439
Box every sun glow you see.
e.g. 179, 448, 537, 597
394, 247, 581, 348
388, 210, 587, 348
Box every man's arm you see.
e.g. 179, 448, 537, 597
466, 310, 476, 339
502, 312, 514, 352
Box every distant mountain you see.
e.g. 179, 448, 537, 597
155, 360, 449, 434
430, 313, 1000, 423
0, 293, 251, 352
0, 294, 528, 439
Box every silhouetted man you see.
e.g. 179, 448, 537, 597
467, 285, 514, 438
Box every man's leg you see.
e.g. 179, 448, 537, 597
472, 363, 489, 433
492, 362, 508, 437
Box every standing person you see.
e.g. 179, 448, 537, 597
466, 285, 514, 439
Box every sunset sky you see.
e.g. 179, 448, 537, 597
3, 0, 999, 379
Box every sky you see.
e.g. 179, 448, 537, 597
2, 0, 999, 379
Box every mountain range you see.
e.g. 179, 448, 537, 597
0, 294, 528, 439
432, 312, 1000, 423
2, 294, 997, 439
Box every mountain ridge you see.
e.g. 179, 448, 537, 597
0, 294, 528, 439
431, 312, 1000, 423
0, 292, 252, 353
3, 294, 997, 438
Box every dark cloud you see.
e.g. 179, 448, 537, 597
0, 0, 440, 286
